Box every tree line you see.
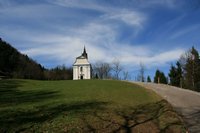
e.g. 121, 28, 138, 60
0, 38, 72, 80
92, 46, 200, 92
146, 46, 200, 92
92, 59, 126, 80
168, 47, 200, 91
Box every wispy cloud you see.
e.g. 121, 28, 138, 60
102, 10, 146, 28
47, 0, 179, 11
0, 0, 198, 76
46, 0, 110, 13
19, 19, 185, 69
170, 24, 200, 39
21, 38, 184, 70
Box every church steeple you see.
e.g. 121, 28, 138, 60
82, 46, 88, 59
73, 46, 91, 80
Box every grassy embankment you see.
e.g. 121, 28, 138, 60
0, 79, 185, 132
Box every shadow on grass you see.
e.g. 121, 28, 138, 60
177, 107, 200, 133
0, 100, 109, 132
0, 80, 109, 132
0, 79, 59, 105
0, 80, 185, 132
0, 99, 185, 133
80, 100, 186, 133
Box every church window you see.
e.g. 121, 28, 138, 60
80, 66, 83, 72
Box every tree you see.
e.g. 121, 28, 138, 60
44, 65, 73, 80
112, 59, 123, 80
102, 62, 111, 79
147, 76, 151, 82
122, 70, 130, 80
154, 69, 167, 84
168, 61, 183, 87
154, 70, 160, 83
168, 64, 177, 86
95, 73, 99, 79
0, 38, 74, 80
176, 61, 183, 88
138, 62, 145, 82
183, 47, 200, 91
0, 39, 45, 79
93, 62, 111, 79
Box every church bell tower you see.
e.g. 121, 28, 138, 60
73, 47, 91, 80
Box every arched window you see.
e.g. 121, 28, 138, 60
80, 66, 83, 72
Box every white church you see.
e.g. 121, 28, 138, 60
73, 47, 91, 80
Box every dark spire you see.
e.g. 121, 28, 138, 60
83, 46, 86, 53
82, 46, 88, 59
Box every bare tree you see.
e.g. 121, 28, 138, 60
93, 62, 111, 79
138, 62, 145, 82
93, 62, 103, 79
102, 62, 111, 79
179, 51, 190, 70
112, 59, 123, 80
122, 70, 130, 80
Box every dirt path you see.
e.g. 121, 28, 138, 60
132, 82, 200, 133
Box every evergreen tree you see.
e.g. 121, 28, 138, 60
176, 61, 183, 88
154, 69, 167, 84
160, 72, 168, 84
184, 47, 200, 91
154, 70, 160, 83
168, 61, 183, 87
168, 65, 177, 86
147, 76, 151, 82
0, 38, 73, 80
95, 73, 99, 79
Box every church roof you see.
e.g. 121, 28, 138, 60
76, 55, 86, 59
73, 47, 90, 66
81, 46, 88, 59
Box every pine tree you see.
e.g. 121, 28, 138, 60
95, 73, 99, 79
147, 76, 151, 82
154, 69, 167, 84
176, 61, 183, 88
168, 61, 183, 87
154, 70, 160, 83
184, 47, 200, 91
160, 72, 168, 84
169, 65, 177, 86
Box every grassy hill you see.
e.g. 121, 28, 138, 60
0, 79, 185, 132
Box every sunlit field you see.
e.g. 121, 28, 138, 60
0, 79, 185, 132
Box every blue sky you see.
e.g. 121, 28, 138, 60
1, 0, 200, 80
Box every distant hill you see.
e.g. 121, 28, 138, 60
0, 38, 45, 79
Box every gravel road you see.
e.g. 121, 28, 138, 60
132, 82, 200, 133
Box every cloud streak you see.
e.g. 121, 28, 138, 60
102, 10, 146, 28
0, 0, 199, 77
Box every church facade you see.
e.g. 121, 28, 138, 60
73, 47, 91, 80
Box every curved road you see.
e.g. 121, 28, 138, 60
132, 82, 200, 133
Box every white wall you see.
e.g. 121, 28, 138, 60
73, 65, 91, 80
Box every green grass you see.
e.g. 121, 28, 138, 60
0, 79, 185, 132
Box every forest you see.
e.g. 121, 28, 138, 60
0, 38, 72, 80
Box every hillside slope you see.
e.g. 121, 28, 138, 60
0, 38, 44, 79
0, 79, 185, 132
0, 38, 73, 80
